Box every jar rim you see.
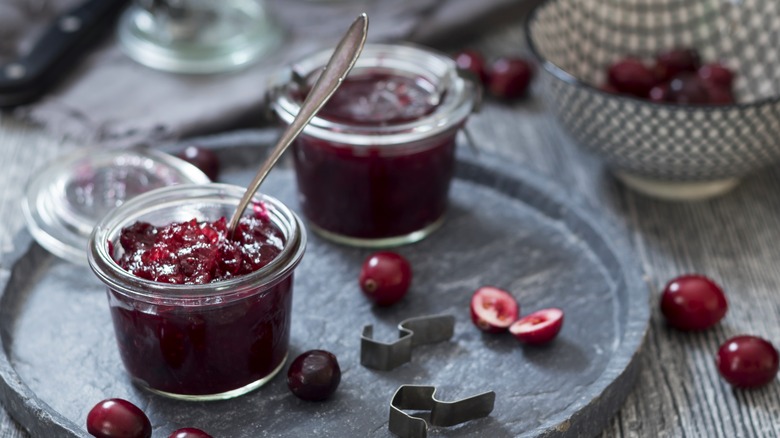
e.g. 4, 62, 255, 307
87, 183, 307, 304
268, 43, 478, 147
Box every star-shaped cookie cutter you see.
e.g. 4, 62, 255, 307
360, 314, 455, 371
389, 385, 496, 438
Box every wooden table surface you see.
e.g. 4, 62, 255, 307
1, 20, 780, 438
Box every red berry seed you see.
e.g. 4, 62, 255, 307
660, 274, 728, 331
470, 286, 519, 333
359, 252, 412, 306
509, 308, 564, 345
716, 336, 779, 388
86, 399, 152, 438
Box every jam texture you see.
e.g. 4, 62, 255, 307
117, 216, 284, 284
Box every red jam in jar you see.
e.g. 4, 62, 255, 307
88, 184, 306, 400
271, 44, 477, 247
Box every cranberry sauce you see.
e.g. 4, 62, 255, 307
117, 216, 284, 284
110, 214, 291, 396
315, 72, 438, 125
108, 275, 293, 396
292, 71, 456, 240
293, 134, 456, 239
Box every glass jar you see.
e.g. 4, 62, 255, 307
88, 184, 306, 401
269, 44, 478, 247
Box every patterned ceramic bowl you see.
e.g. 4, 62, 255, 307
526, 0, 780, 200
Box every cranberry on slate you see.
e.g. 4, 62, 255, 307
86, 399, 152, 438
359, 251, 412, 306
509, 308, 564, 345
654, 48, 701, 82
668, 74, 710, 105
287, 350, 341, 401
607, 58, 656, 98
716, 336, 779, 388
470, 286, 519, 333
487, 57, 534, 100
169, 428, 213, 438
454, 49, 488, 83
660, 274, 728, 331
698, 62, 735, 89
176, 146, 220, 181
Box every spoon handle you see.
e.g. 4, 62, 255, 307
228, 14, 368, 235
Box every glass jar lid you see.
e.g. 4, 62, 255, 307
22, 147, 210, 266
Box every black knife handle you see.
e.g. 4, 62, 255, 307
0, 0, 130, 107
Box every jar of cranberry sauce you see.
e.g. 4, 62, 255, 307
270, 44, 478, 247
88, 184, 306, 401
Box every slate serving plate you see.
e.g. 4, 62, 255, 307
0, 131, 649, 437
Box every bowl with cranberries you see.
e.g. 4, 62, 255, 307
527, 0, 780, 200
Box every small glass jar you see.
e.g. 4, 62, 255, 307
87, 184, 306, 401
269, 44, 478, 247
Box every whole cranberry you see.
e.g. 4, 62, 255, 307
660, 274, 728, 331
86, 399, 152, 438
607, 57, 657, 98
698, 62, 735, 89
287, 350, 341, 401
169, 428, 213, 438
668, 74, 710, 105
486, 57, 534, 100
654, 48, 701, 82
454, 50, 488, 84
359, 251, 412, 306
716, 336, 779, 388
176, 146, 220, 181
706, 85, 735, 105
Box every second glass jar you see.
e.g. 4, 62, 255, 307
270, 44, 478, 247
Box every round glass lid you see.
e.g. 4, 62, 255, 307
22, 147, 211, 265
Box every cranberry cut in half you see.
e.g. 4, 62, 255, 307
287, 350, 341, 401
176, 146, 220, 181
470, 286, 519, 333
454, 50, 488, 83
86, 399, 152, 438
716, 336, 779, 388
607, 57, 656, 98
660, 274, 728, 331
168, 428, 213, 438
359, 251, 412, 306
486, 57, 534, 100
509, 308, 564, 345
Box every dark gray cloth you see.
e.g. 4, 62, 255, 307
1, 0, 522, 145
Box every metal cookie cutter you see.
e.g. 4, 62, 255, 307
361, 314, 455, 371
389, 385, 496, 438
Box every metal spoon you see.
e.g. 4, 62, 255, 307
227, 13, 368, 236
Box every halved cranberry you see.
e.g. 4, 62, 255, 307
176, 146, 220, 181
660, 274, 728, 331
486, 57, 533, 100
287, 350, 341, 401
454, 50, 488, 84
607, 58, 656, 98
470, 286, 519, 333
698, 62, 735, 89
509, 308, 564, 344
86, 398, 152, 438
654, 48, 701, 82
168, 428, 213, 438
359, 252, 412, 306
668, 74, 710, 105
716, 336, 779, 388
